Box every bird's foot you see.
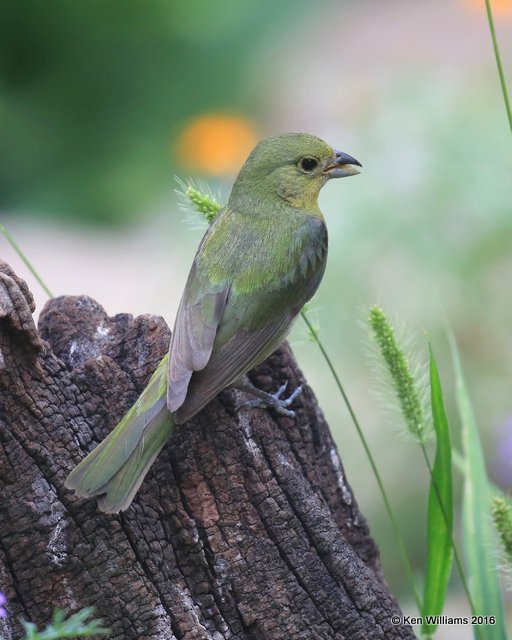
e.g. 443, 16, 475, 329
236, 381, 302, 417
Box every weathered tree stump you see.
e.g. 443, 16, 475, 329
0, 260, 416, 639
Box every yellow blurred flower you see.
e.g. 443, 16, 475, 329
460, 0, 512, 16
175, 114, 259, 175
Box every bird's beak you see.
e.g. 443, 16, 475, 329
323, 150, 362, 178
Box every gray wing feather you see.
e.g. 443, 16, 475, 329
173, 311, 294, 424
167, 259, 229, 413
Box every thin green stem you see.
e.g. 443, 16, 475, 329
300, 310, 423, 612
485, 0, 512, 133
0, 224, 54, 298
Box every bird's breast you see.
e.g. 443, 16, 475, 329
200, 209, 327, 297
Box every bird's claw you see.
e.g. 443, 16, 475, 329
241, 382, 303, 417
274, 382, 288, 399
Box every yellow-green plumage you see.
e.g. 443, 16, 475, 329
65, 132, 361, 512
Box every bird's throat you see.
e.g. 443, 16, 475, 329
276, 182, 323, 214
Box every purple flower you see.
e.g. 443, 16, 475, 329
494, 417, 512, 489
0, 591, 6, 617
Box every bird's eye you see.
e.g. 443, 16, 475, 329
299, 156, 318, 172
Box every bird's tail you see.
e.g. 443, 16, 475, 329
65, 355, 174, 513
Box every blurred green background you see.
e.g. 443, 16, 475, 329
1, 0, 511, 634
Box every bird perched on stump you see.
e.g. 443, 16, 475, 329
65, 132, 362, 513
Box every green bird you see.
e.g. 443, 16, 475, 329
65, 132, 361, 513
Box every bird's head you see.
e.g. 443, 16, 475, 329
229, 132, 361, 211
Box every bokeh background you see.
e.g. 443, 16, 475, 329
1, 0, 511, 635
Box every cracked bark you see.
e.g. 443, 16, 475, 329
0, 260, 416, 640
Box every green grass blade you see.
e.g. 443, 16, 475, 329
421, 347, 454, 637
0, 223, 54, 298
485, 0, 512, 133
450, 336, 507, 640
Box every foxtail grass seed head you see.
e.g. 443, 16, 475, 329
492, 495, 512, 565
174, 178, 223, 228
185, 184, 222, 223
368, 306, 428, 443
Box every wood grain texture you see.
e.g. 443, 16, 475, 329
0, 260, 416, 640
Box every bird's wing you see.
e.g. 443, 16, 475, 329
172, 303, 295, 424
167, 256, 230, 413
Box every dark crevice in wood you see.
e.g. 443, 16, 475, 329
119, 517, 181, 640
0, 534, 31, 621
244, 441, 339, 635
